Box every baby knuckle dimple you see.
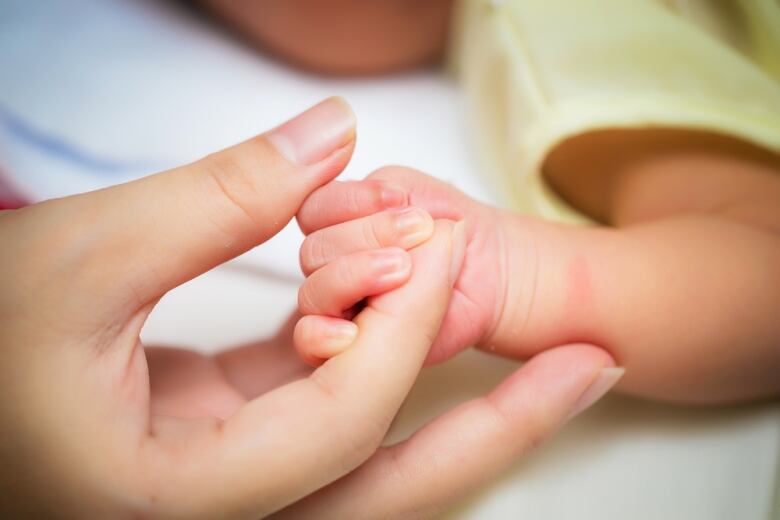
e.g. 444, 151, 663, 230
297, 192, 327, 234
299, 238, 315, 274
341, 182, 369, 217
361, 215, 386, 248
300, 234, 332, 275
336, 256, 362, 288
297, 283, 318, 315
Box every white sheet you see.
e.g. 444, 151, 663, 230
1, 1, 778, 518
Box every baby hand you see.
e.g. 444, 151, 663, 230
297, 167, 507, 364
294, 201, 467, 364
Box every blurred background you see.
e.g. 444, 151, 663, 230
1, 1, 778, 518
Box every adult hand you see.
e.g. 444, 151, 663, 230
0, 97, 461, 518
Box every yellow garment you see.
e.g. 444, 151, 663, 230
452, 0, 780, 224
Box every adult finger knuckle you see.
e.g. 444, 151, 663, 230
337, 412, 386, 467
201, 148, 264, 227
506, 400, 556, 454
384, 444, 418, 486
309, 374, 386, 466
2, 200, 99, 305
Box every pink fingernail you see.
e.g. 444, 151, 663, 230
568, 367, 625, 419
381, 184, 407, 209
372, 249, 411, 283
395, 208, 434, 248
267, 97, 356, 166
323, 321, 359, 353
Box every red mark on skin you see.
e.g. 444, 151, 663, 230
565, 255, 594, 333
563, 255, 618, 364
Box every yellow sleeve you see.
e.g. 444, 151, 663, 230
452, 0, 780, 224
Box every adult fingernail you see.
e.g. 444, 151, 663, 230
323, 321, 359, 353
372, 248, 411, 284
449, 220, 467, 286
267, 97, 356, 166
395, 207, 434, 248
568, 367, 625, 419
381, 184, 407, 209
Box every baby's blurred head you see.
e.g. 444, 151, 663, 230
198, 0, 454, 75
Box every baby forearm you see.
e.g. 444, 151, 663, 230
488, 212, 780, 403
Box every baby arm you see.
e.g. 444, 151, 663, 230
297, 153, 780, 404
494, 205, 780, 404
529, 130, 780, 403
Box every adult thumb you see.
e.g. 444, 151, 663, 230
17, 97, 356, 316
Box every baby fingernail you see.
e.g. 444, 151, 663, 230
267, 97, 356, 166
395, 207, 434, 248
324, 321, 359, 352
381, 184, 407, 209
372, 249, 411, 283
568, 367, 625, 419
449, 220, 467, 286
